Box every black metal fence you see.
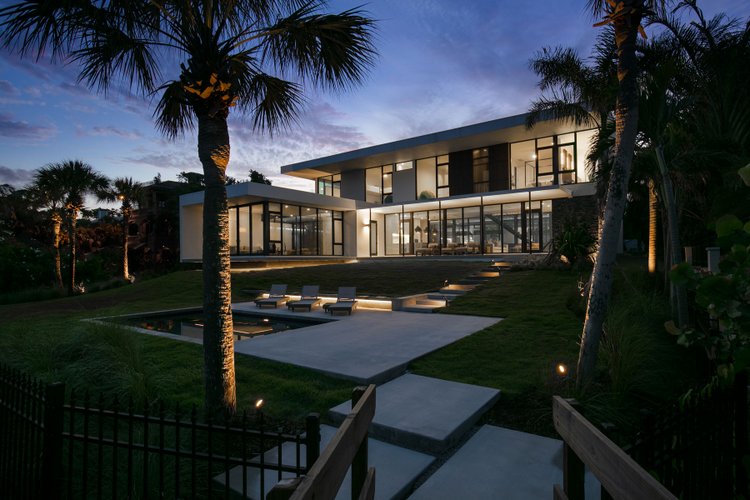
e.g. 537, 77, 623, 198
0, 364, 320, 499
625, 371, 748, 499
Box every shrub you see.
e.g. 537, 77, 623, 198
553, 220, 596, 269
0, 241, 54, 293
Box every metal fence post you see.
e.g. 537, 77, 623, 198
351, 386, 368, 500
41, 382, 65, 500
305, 412, 320, 473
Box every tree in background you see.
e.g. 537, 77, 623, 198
249, 169, 272, 185
30, 171, 67, 289
33, 161, 108, 295
101, 177, 144, 281
0, 0, 376, 415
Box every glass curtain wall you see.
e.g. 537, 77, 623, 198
227, 203, 342, 256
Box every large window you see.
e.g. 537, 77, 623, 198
227, 202, 341, 256
472, 148, 489, 193
437, 155, 450, 198
416, 158, 437, 200
416, 154, 450, 200
365, 165, 393, 204
510, 130, 596, 188
316, 174, 341, 197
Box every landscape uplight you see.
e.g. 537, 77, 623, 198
557, 363, 567, 376
255, 399, 264, 409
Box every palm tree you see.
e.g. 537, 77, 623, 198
36, 161, 109, 295
0, 1, 376, 415
576, 0, 669, 389
101, 177, 144, 281
30, 169, 67, 289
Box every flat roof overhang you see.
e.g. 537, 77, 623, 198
365, 182, 596, 214
179, 181, 372, 211
281, 112, 596, 180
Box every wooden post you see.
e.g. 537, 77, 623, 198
735, 371, 748, 498
41, 382, 65, 500
305, 413, 320, 473
267, 477, 304, 500
351, 386, 368, 500
563, 441, 585, 500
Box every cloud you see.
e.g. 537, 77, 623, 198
0, 113, 57, 140
0, 165, 34, 186
0, 80, 19, 95
76, 125, 144, 140
123, 149, 201, 171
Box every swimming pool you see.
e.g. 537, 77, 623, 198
114, 309, 327, 341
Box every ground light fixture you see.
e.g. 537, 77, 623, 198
255, 399, 264, 409
557, 363, 567, 376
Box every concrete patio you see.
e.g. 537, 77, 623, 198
231, 305, 499, 384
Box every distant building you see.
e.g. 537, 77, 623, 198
180, 113, 598, 261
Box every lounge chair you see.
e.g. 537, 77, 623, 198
254, 284, 289, 308
287, 285, 321, 312
325, 287, 358, 316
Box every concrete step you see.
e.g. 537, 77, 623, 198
401, 305, 441, 313
442, 284, 476, 292
438, 287, 467, 296
409, 425, 601, 500
426, 293, 459, 301
329, 374, 501, 455
475, 270, 502, 277
416, 299, 446, 307
216, 424, 435, 499
457, 278, 489, 285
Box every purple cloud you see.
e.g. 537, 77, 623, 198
0, 113, 56, 140
0, 165, 34, 186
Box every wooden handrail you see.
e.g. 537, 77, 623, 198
286, 385, 376, 500
552, 396, 676, 500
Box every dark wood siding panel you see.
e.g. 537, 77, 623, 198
489, 143, 510, 191
448, 149, 473, 196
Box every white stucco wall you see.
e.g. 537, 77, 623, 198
179, 204, 203, 260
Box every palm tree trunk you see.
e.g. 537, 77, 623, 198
576, 6, 643, 390
655, 145, 689, 327
52, 214, 63, 289
68, 209, 78, 295
122, 206, 130, 280
197, 110, 237, 417
648, 179, 657, 274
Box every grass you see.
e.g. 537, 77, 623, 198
412, 269, 585, 436
1, 257, 696, 438
0, 260, 485, 423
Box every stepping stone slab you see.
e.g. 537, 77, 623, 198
215, 424, 434, 500
330, 374, 501, 454
409, 425, 601, 500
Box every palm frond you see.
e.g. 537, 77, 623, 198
154, 79, 195, 139
246, 72, 304, 133
260, 2, 376, 91
0, 0, 83, 61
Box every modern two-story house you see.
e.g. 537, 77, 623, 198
179, 112, 599, 262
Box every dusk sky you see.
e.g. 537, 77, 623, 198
1, 0, 748, 199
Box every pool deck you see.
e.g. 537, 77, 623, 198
231, 304, 499, 384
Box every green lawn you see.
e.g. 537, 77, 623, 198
2, 258, 692, 437
411, 269, 585, 436
0, 260, 485, 423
